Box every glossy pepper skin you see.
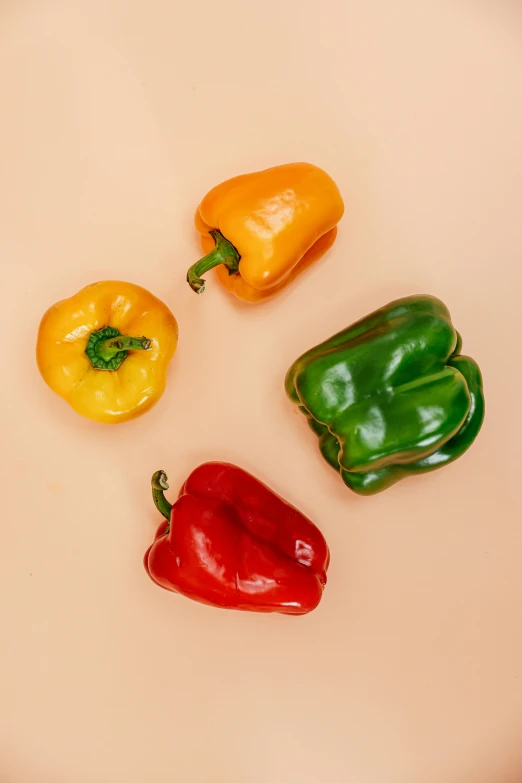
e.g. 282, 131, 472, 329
187, 162, 344, 302
37, 281, 178, 423
145, 462, 330, 614
285, 295, 485, 495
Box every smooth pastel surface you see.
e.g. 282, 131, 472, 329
2, 2, 522, 783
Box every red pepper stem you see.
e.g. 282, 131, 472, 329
186, 230, 240, 294
152, 470, 172, 526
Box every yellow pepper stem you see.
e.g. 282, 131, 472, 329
85, 325, 151, 371
151, 470, 172, 527
186, 230, 240, 294
97, 335, 151, 360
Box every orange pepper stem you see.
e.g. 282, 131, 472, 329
152, 470, 172, 529
186, 230, 241, 294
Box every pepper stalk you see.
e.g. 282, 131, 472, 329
152, 470, 173, 529
186, 230, 241, 294
85, 326, 151, 371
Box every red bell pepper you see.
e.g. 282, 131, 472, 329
145, 462, 330, 614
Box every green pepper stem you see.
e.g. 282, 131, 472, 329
186, 230, 241, 294
97, 336, 151, 362
152, 470, 173, 525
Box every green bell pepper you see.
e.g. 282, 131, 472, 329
285, 295, 485, 495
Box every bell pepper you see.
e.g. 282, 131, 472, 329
186, 162, 344, 302
285, 295, 485, 495
36, 281, 178, 423
145, 462, 330, 614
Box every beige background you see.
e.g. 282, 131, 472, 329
1, 1, 522, 781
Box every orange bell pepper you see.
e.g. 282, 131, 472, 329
186, 162, 344, 302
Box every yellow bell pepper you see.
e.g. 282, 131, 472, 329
36, 281, 178, 424
187, 162, 344, 302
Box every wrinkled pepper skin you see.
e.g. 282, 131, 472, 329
37, 281, 178, 423
145, 462, 330, 614
187, 162, 344, 302
285, 295, 485, 495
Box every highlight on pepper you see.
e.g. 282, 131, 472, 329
36, 280, 178, 424
145, 462, 330, 614
285, 295, 485, 495
186, 162, 344, 302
